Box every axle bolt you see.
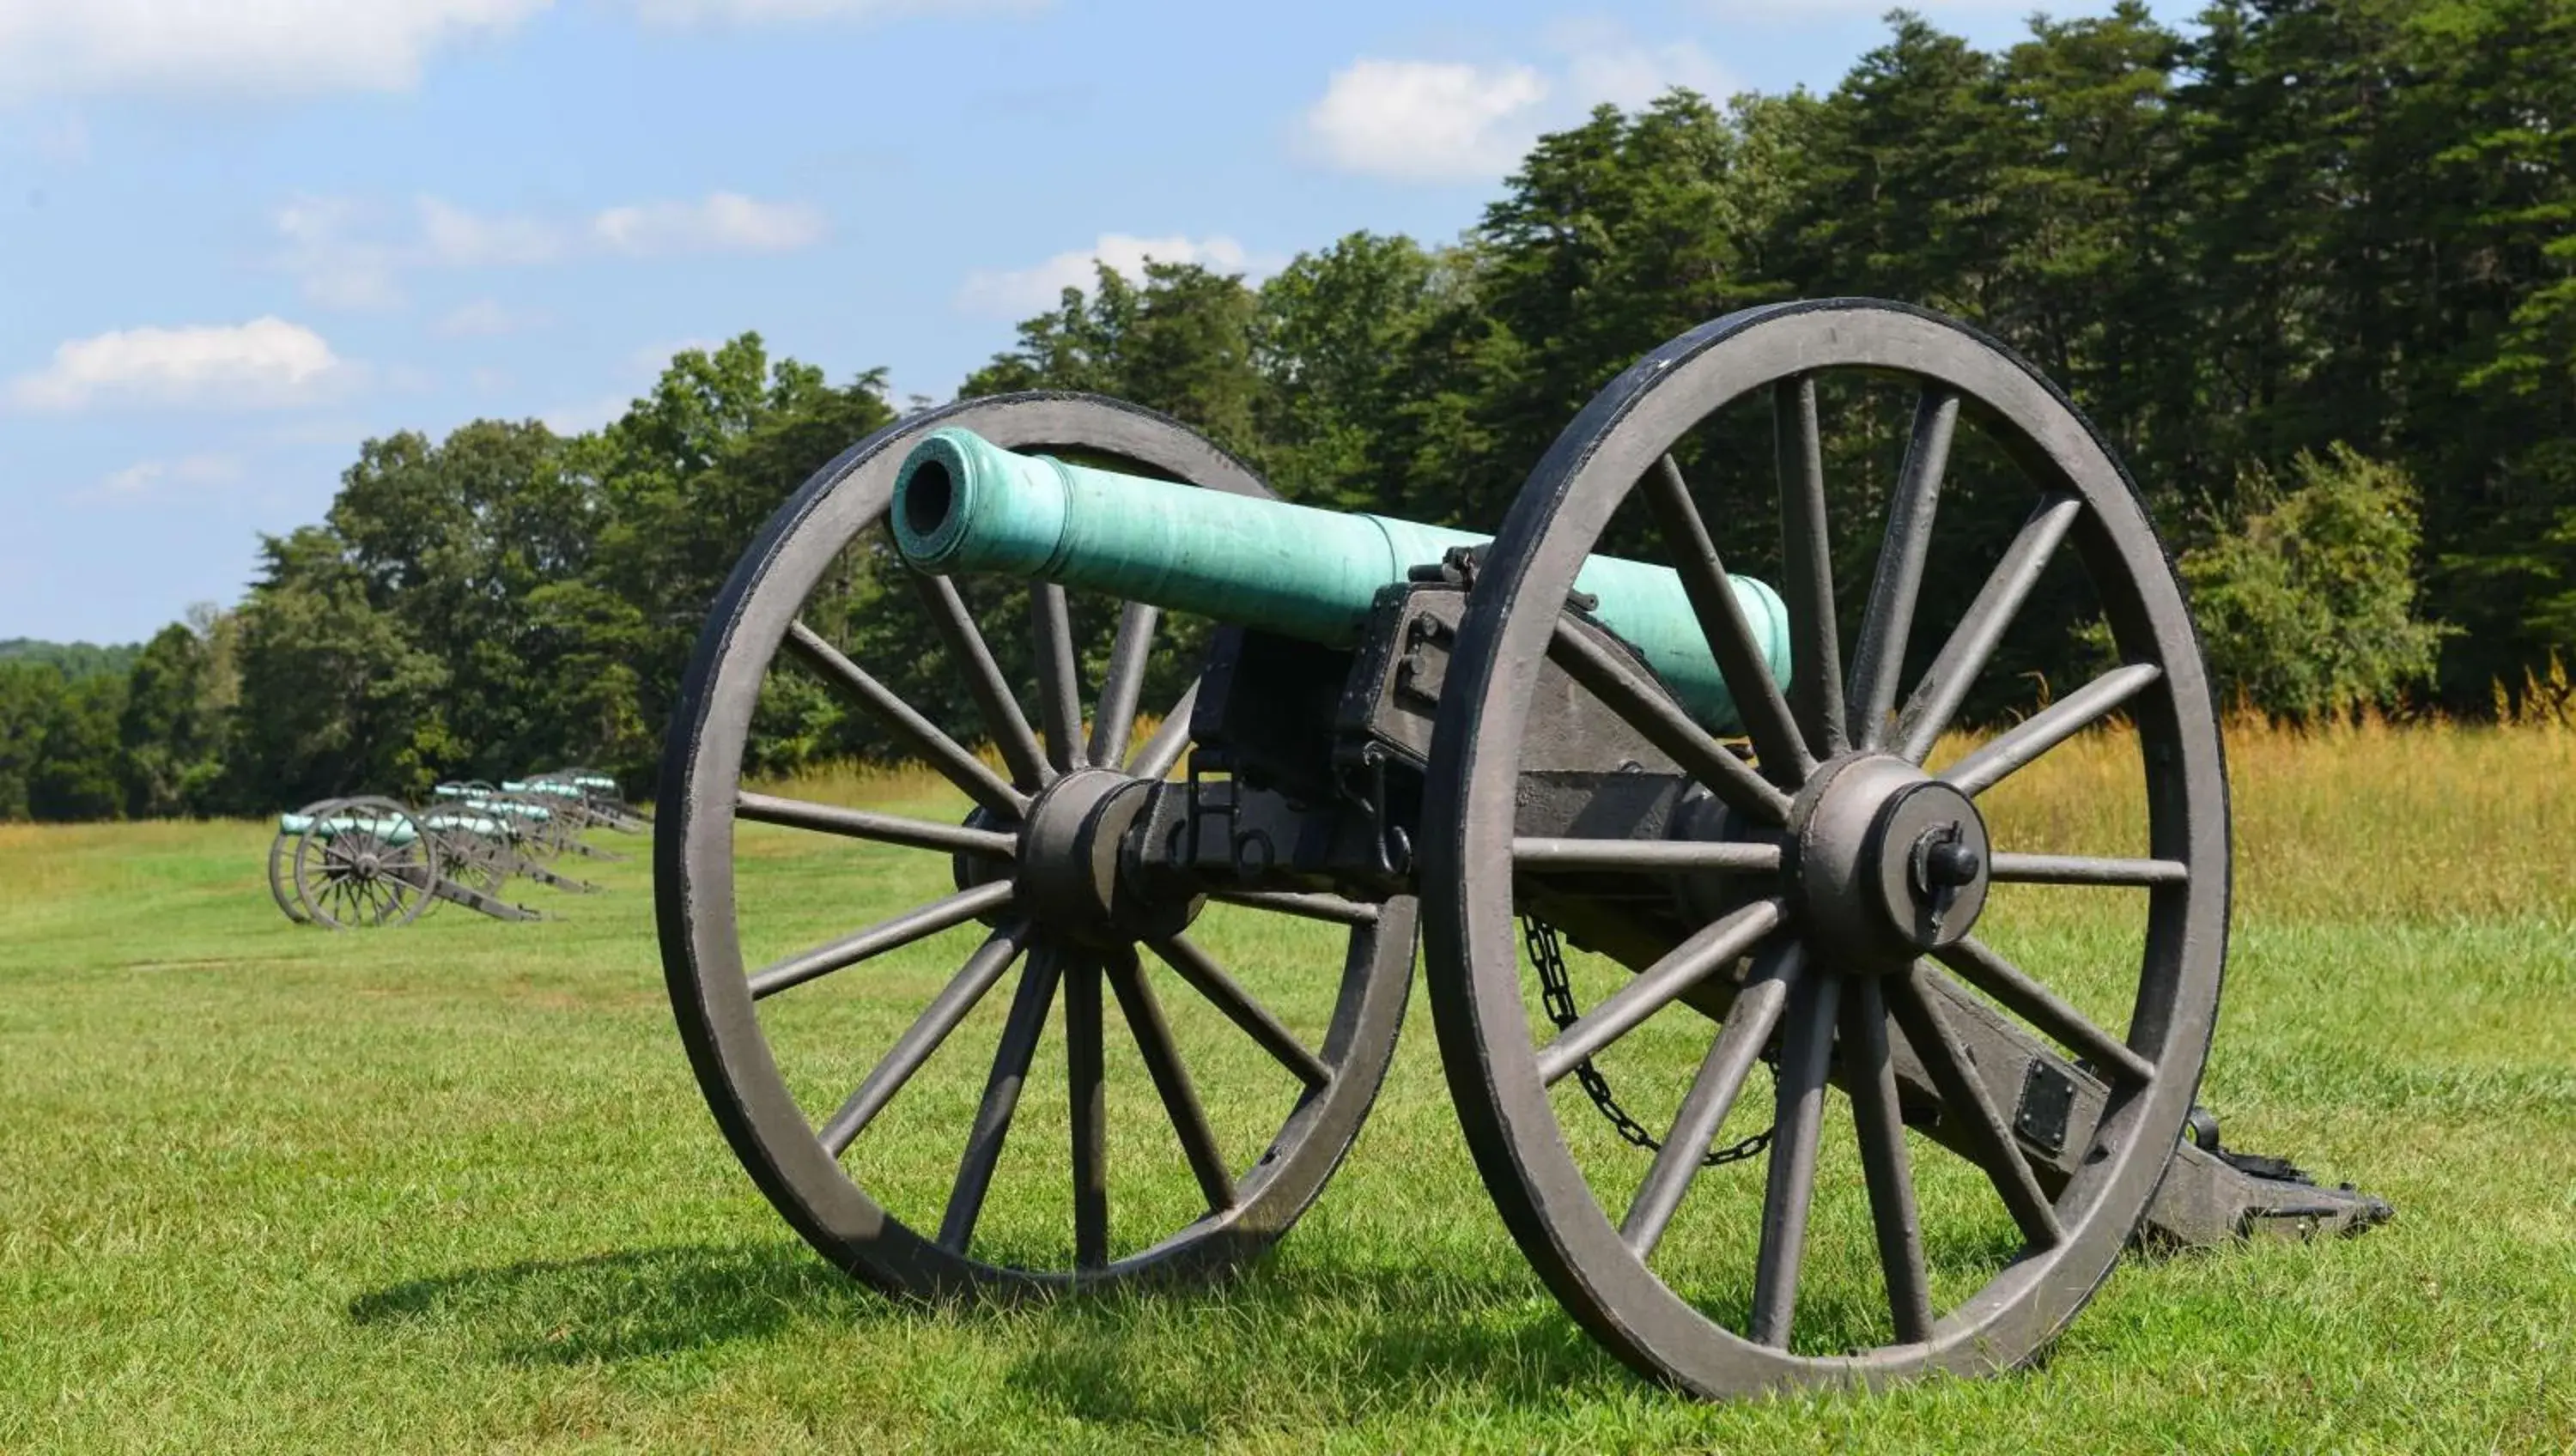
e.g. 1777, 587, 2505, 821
1923, 834, 1982, 889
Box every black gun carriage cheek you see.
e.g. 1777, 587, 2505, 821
654, 300, 2386, 1400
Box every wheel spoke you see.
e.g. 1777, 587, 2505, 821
1206, 889, 1381, 925
1643, 453, 1814, 786
1749, 964, 1842, 1348
938, 945, 1065, 1254
1031, 584, 1085, 772
912, 572, 1051, 790
1126, 683, 1199, 781
1088, 602, 1160, 770
736, 792, 1017, 860
1932, 937, 2156, 1086
1775, 375, 1847, 759
785, 620, 1027, 818
1942, 663, 2163, 798
749, 880, 1017, 999
818, 921, 1033, 1156
1513, 838, 1781, 874
1987, 852, 2188, 887
1885, 962, 2063, 1248
1847, 389, 1959, 751
1066, 950, 1109, 1269
1620, 943, 1801, 1257
1548, 617, 1793, 826
1844, 974, 1935, 1345
1146, 933, 1332, 1091
1893, 495, 2082, 763
1106, 949, 1236, 1216
1535, 899, 1787, 1086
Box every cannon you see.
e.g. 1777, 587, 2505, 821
429, 783, 605, 893
525, 768, 652, 833
497, 780, 635, 857
657, 300, 2385, 1398
266, 796, 540, 927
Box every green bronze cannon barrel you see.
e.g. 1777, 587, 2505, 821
891, 428, 1791, 732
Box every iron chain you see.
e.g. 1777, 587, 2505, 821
1522, 916, 1773, 1169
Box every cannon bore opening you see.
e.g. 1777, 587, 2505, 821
902, 458, 956, 542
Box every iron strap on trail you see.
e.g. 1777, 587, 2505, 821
1522, 916, 1773, 1170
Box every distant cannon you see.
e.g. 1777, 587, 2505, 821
658, 301, 2386, 1399
266, 796, 538, 927
497, 779, 635, 856
428, 784, 604, 893
523, 769, 651, 833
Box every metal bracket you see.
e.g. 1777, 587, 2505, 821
2013, 1059, 2077, 1157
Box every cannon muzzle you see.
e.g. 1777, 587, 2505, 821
892, 428, 1789, 732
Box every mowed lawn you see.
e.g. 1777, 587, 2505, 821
3, 721, 2572, 1453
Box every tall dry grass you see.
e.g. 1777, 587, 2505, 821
1970, 708, 2576, 925
754, 707, 2576, 927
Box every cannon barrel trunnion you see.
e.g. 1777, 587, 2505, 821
655, 301, 2386, 1402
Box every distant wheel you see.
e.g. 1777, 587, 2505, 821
1419, 300, 2228, 1396
489, 792, 568, 863
292, 795, 440, 930
269, 796, 349, 925
422, 809, 514, 902
659, 392, 1415, 1297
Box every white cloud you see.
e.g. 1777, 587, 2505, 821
957, 233, 1273, 316
1562, 36, 1737, 111
9, 318, 354, 411
0, 0, 549, 98
277, 192, 823, 308
83, 452, 246, 502
276, 197, 404, 309
1694, 0, 2027, 15
1301, 59, 1550, 183
1300, 27, 1749, 184
539, 394, 635, 436
0, 0, 1049, 96
629, 338, 720, 372
592, 193, 826, 256
432, 299, 545, 337
419, 197, 567, 267
624, 0, 1041, 21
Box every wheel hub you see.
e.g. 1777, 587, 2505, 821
1789, 754, 1991, 969
1009, 767, 1200, 947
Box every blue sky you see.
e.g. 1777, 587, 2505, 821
0, 0, 2187, 646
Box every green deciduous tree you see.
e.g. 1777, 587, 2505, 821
2179, 444, 2452, 718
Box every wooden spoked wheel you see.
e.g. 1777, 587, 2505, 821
658, 393, 1415, 1297
289, 795, 440, 931
1419, 301, 2228, 1397
267, 796, 345, 925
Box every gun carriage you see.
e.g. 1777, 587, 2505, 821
429, 783, 606, 893
267, 795, 541, 927
525, 769, 653, 834
657, 300, 2382, 1398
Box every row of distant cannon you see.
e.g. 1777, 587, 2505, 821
265, 770, 648, 929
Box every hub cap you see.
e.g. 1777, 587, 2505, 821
1789, 755, 1991, 969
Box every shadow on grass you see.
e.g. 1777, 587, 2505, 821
345, 1239, 1637, 1417
345, 1235, 2063, 1429
349, 1241, 882, 1365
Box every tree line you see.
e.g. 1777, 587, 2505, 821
5, 0, 2570, 822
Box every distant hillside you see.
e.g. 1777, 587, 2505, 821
0, 638, 141, 682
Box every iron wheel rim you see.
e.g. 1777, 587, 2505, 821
1419, 300, 2229, 1396
657, 391, 1418, 1298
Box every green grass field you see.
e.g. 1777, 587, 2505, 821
3, 720, 2572, 1453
